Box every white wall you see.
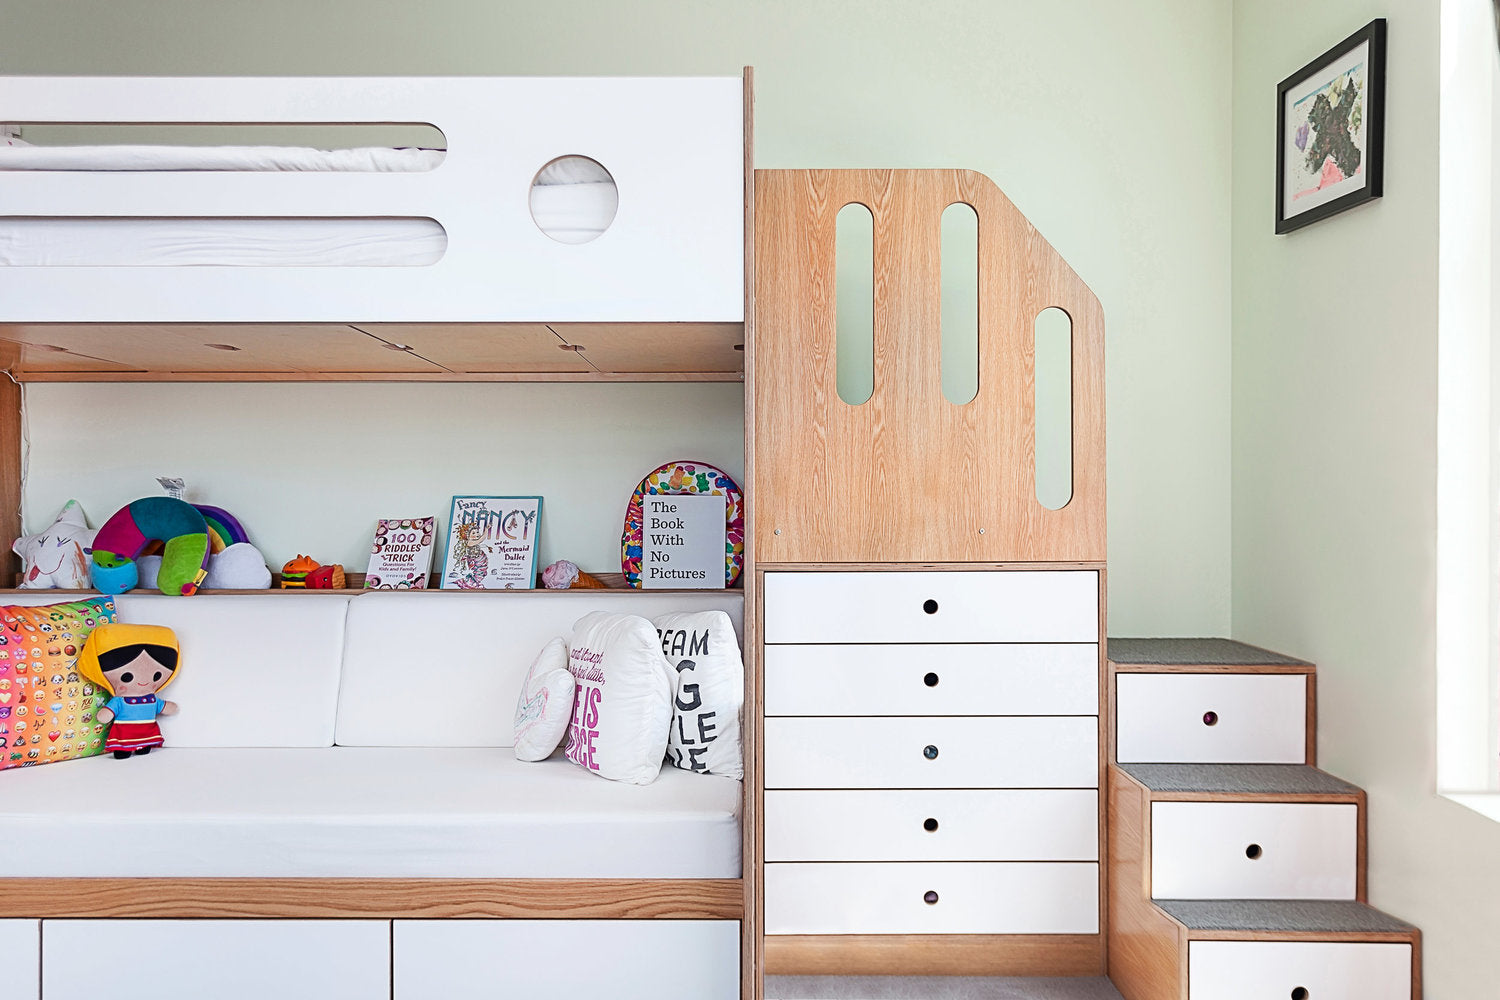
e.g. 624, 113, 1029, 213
1231, 1, 1500, 993
0, 0, 1234, 633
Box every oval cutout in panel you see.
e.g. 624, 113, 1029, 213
530, 155, 619, 245
941, 202, 979, 405
1035, 307, 1074, 510
835, 202, 875, 406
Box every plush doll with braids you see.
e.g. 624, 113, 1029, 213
77, 624, 181, 759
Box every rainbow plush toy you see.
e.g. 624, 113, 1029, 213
90, 497, 212, 597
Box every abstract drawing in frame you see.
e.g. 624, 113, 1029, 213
1276, 18, 1387, 234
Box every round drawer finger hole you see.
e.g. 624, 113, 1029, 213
923, 744, 940, 760
1291, 989, 1309, 1000
1246, 843, 1264, 860
1203, 710, 1219, 726
922, 599, 939, 615
923, 672, 940, 687
923, 890, 939, 905
923, 817, 939, 832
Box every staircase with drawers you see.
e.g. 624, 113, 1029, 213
1107, 638, 1423, 1000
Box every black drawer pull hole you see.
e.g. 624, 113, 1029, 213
923, 890, 939, 905
1291, 989, 1309, 1000
924, 672, 940, 687
923, 817, 939, 832
923, 744, 940, 760
922, 599, 939, 614
1203, 711, 1219, 726
1246, 843, 1263, 860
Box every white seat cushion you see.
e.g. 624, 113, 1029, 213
0, 593, 350, 747
335, 592, 743, 747
0, 748, 741, 878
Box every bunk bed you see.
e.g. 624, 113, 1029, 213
0, 71, 756, 1000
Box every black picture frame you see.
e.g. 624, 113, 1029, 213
1275, 18, 1387, 234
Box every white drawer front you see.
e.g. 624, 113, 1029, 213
765, 644, 1098, 716
765, 862, 1098, 935
765, 789, 1098, 861
765, 716, 1099, 789
1188, 941, 1412, 1000
1116, 673, 1307, 763
763, 571, 1098, 644
43, 920, 390, 1000
394, 920, 739, 1000
1, 919, 38, 1000
1152, 802, 1358, 900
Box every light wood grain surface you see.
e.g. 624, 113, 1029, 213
764, 934, 1104, 977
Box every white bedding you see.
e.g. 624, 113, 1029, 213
0, 144, 621, 264
0, 143, 446, 172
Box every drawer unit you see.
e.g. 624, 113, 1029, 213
765, 862, 1099, 935
766, 789, 1098, 861
1, 920, 38, 1000
394, 920, 740, 1000
1116, 672, 1307, 764
763, 570, 1099, 644
764, 716, 1099, 789
1188, 941, 1412, 1000
42, 920, 390, 1000
1151, 802, 1358, 900
765, 643, 1098, 716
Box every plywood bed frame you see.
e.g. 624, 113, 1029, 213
0, 70, 1106, 1000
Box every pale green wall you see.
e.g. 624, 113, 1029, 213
0, 0, 1234, 635
1231, 1, 1500, 994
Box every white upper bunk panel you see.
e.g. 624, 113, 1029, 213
0, 76, 744, 323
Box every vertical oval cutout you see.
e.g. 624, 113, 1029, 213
1035, 307, 1074, 510
941, 202, 980, 405
836, 202, 875, 405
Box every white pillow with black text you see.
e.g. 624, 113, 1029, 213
653, 610, 744, 779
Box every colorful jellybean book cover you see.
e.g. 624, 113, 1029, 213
0, 596, 116, 771
364, 517, 437, 590
440, 496, 543, 590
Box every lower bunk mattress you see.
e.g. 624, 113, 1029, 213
0, 748, 743, 878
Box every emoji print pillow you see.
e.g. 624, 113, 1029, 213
0, 597, 117, 771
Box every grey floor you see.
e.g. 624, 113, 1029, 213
765, 977, 1124, 1000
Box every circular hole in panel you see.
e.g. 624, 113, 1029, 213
1246, 843, 1263, 860
1291, 989, 1309, 1000
923, 744, 939, 760
923, 672, 940, 687
1203, 710, 1219, 727
530, 155, 618, 244
923, 817, 939, 832
923, 890, 939, 905
922, 599, 939, 615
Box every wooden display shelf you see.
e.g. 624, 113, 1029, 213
0, 322, 746, 383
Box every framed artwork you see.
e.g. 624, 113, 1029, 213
1276, 18, 1387, 234
440, 496, 543, 590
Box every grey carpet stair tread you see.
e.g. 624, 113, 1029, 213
1107, 636, 1310, 666
765, 977, 1123, 1000
1155, 899, 1416, 934
1119, 763, 1360, 796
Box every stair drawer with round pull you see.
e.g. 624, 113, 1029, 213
762, 570, 1099, 644
1150, 802, 1358, 900
1115, 672, 1308, 764
763, 862, 1099, 935
764, 716, 1099, 790
764, 643, 1099, 716
1188, 941, 1412, 1000
764, 789, 1099, 862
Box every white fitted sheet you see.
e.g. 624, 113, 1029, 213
0, 144, 445, 172
0, 748, 742, 877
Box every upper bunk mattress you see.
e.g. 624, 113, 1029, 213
0, 143, 446, 172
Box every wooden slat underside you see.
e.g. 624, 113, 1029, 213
0, 322, 744, 381
752, 169, 1105, 564
0, 878, 744, 920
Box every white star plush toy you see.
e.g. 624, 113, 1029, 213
13, 500, 97, 589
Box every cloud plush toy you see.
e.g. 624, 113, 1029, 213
13, 500, 97, 589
